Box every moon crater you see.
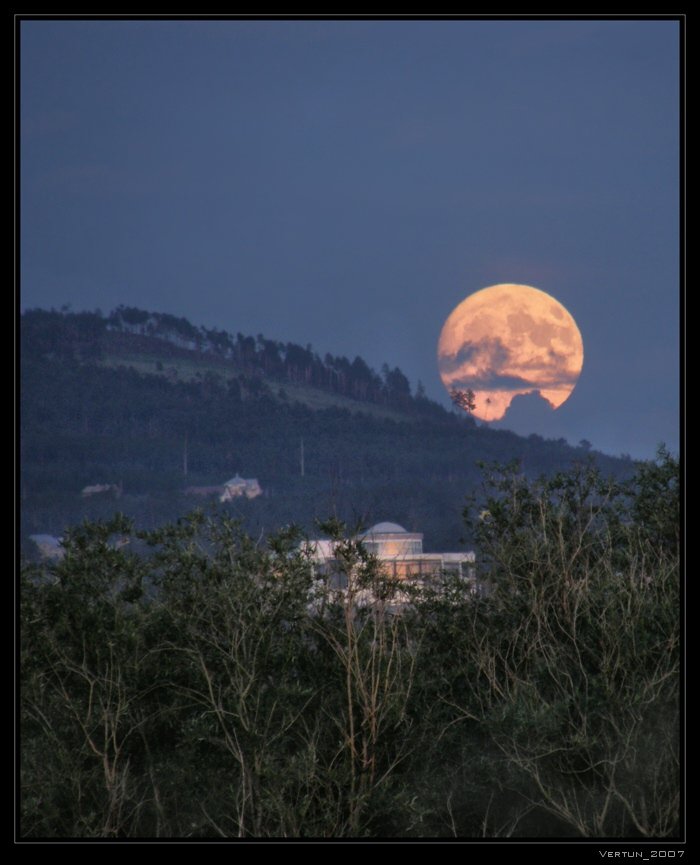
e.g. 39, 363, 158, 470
437, 283, 584, 422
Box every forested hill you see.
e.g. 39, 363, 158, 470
21, 307, 635, 550
22, 305, 434, 415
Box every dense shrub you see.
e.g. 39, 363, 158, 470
20, 453, 679, 838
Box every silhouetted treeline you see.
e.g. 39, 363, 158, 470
22, 306, 430, 412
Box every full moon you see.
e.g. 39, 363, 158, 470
437, 284, 584, 422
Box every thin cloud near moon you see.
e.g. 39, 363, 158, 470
437, 284, 584, 422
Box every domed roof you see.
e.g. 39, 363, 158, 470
366, 521, 407, 535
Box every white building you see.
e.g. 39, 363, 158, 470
219, 475, 263, 502
81, 483, 121, 499
304, 521, 475, 583
29, 534, 65, 561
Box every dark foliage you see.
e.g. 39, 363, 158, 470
21, 308, 633, 551
20, 454, 679, 838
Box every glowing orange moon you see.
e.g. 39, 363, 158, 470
437, 284, 584, 422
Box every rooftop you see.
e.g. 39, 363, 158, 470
365, 521, 408, 535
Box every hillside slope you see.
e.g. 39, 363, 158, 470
20, 308, 634, 550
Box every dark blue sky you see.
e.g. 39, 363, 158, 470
21, 19, 680, 459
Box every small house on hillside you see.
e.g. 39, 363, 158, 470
184, 485, 225, 498
220, 475, 262, 502
184, 476, 263, 502
81, 483, 122, 499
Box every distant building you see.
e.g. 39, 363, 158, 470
81, 483, 121, 499
220, 475, 262, 502
183, 476, 263, 502
304, 521, 475, 583
28, 533, 128, 560
28, 534, 65, 561
185, 485, 225, 498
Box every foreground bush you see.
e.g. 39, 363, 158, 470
20, 452, 679, 838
